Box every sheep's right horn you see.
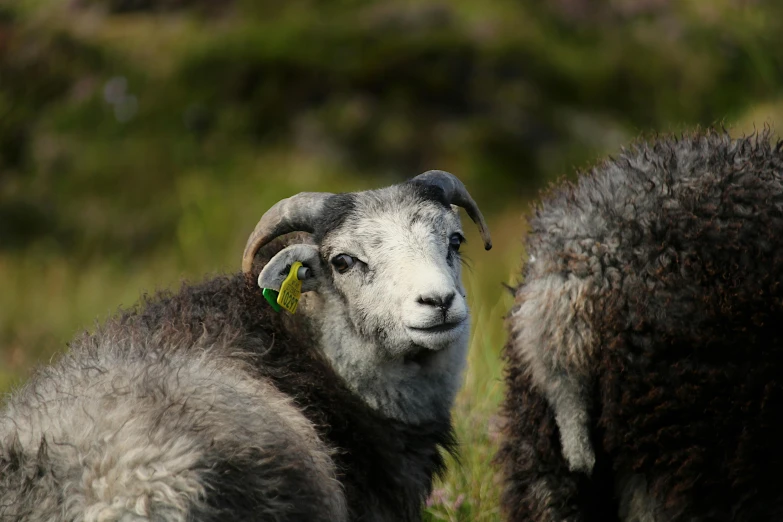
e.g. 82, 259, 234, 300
411, 170, 492, 250
242, 192, 333, 274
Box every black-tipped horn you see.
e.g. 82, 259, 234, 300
411, 170, 492, 250
242, 192, 333, 274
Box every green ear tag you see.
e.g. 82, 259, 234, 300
277, 261, 303, 314
262, 288, 282, 312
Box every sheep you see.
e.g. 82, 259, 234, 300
0, 170, 492, 522
497, 130, 783, 521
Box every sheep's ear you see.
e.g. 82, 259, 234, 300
258, 244, 322, 293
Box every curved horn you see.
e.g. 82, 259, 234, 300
411, 170, 492, 250
242, 192, 333, 274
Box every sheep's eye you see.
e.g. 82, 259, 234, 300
449, 233, 464, 252
331, 254, 356, 274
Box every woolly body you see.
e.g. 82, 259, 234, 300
0, 179, 482, 521
499, 131, 783, 521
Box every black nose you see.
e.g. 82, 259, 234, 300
417, 291, 455, 311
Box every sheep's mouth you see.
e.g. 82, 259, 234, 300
408, 322, 462, 334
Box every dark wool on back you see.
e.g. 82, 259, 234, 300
498, 130, 783, 521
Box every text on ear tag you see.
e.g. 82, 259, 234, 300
277, 261, 304, 314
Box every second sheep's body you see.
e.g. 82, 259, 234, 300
499, 131, 783, 521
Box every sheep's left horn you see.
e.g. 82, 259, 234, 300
411, 170, 492, 250
242, 192, 333, 274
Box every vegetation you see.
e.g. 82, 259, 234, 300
1, 0, 782, 519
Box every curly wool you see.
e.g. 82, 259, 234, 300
499, 130, 783, 521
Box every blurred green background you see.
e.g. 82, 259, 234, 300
1, 0, 782, 519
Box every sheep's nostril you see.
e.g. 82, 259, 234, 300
417, 296, 437, 307
417, 292, 456, 311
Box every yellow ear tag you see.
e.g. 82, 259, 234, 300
277, 261, 303, 314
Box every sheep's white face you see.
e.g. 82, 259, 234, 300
317, 185, 470, 421
321, 187, 468, 360
258, 183, 476, 423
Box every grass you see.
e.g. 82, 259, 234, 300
423, 302, 509, 521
